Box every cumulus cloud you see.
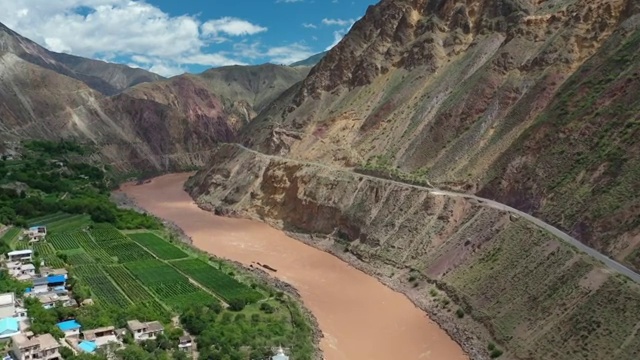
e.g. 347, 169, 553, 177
202, 17, 267, 37
322, 18, 354, 27
302, 23, 317, 29
0, 0, 266, 76
234, 42, 313, 65
276, 0, 304, 3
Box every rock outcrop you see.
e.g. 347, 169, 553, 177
188, 144, 640, 360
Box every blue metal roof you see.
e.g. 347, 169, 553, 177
57, 320, 81, 332
47, 275, 66, 284
78, 340, 97, 353
0, 317, 19, 334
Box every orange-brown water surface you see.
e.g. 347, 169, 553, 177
119, 173, 468, 360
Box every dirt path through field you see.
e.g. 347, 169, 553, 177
119, 173, 467, 360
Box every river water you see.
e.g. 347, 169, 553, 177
119, 173, 467, 360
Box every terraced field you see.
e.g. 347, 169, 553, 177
74, 265, 130, 308
128, 232, 188, 260
66, 252, 94, 266
46, 214, 91, 233
102, 241, 153, 263
48, 232, 87, 250
125, 259, 218, 310
172, 259, 262, 303
103, 265, 168, 314
0, 227, 21, 244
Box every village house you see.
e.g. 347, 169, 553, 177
0, 292, 28, 331
178, 335, 194, 352
6, 261, 36, 281
7, 250, 33, 263
0, 293, 16, 319
126, 320, 164, 342
0, 317, 20, 339
40, 268, 68, 279
11, 332, 61, 360
56, 320, 81, 338
25, 226, 46, 242
82, 326, 120, 348
30, 292, 75, 310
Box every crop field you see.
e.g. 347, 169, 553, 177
125, 259, 218, 310
74, 265, 130, 308
89, 225, 127, 242
103, 265, 168, 314
27, 213, 72, 226
67, 252, 94, 266
48, 232, 87, 250
47, 214, 91, 233
172, 259, 263, 303
128, 232, 188, 260
43, 255, 65, 268
102, 241, 153, 263
0, 227, 21, 244
33, 242, 55, 256
79, 238, 114, 263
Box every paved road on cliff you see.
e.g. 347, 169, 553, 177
230, 143, 640, 284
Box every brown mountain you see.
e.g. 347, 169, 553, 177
0, 22, 163, 95
239, 0, 640, 269
0, 23, 308, 172
190, 0, 640, 359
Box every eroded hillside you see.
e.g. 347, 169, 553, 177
0, 24, 308, 174
237, 0, 640, 271
187, 144, 640, 360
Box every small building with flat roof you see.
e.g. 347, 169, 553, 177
7, 250, 32, 263
57, 320, 81, 338
78, 340, 97, 353
0, 293, 15, 319
0, 317, 19, 339
178, 335, 194, 352
126, 320, 163, 342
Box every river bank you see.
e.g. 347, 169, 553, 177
120, 173, 468, 360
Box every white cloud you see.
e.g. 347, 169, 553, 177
323, 18, 357, 51
0, 0, 265, 76
202, 17, 267, 37
302, 23, 317, 29
234, 42, 313, 65
276, 0, 304, 2
322, 18, 354, 27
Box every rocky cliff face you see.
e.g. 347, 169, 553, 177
236, 0, 640, 271
187, 144, 640, 360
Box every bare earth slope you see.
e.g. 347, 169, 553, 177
237, 0, 640, 270
188, 144, 640, 360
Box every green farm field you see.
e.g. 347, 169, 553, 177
128, 232, 188, 260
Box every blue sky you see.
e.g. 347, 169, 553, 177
0, 0, 376, 76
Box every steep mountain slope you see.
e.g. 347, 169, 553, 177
0, 22, 163, 95
0, 26, 305, 173
188, 0, 640, 358
188, 144, 640, 360
237, 0, 640, 268
198, 64, 310, 112
0, 52, 234, 171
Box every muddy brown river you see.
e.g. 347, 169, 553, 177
120, 173, 467, 360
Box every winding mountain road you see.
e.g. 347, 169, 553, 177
231, 143, 640, 284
